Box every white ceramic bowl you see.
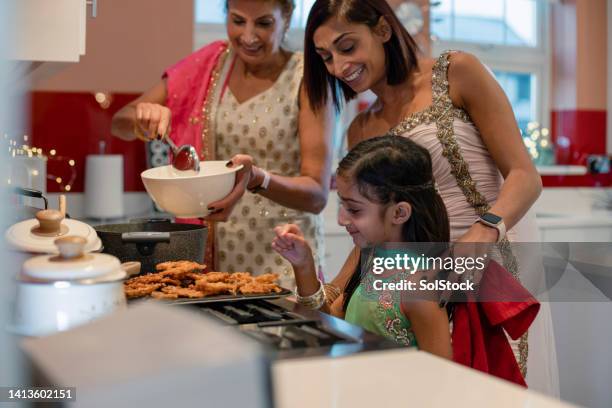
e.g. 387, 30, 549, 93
141, 161, 242, 218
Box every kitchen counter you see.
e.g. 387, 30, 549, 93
273, 349, 577, 408
535, 189, 612, 229
534, 188, 612, 241
19, 300, 577, 407
536, 165, 587, 176
536, 210, 612, 228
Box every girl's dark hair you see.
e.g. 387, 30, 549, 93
338, 135, 450, 311
225, 0, 295, 19
304, 0, 420, 112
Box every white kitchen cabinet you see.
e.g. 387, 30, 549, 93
322, 233, 354, 282
8, 0, 91, 62
534, 188, 612, 242
321, 194, 353, 282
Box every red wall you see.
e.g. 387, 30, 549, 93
550, 0, 608, 179
29, 92, 146, 192
551, 110, 607, 165
27, 0, 193, 193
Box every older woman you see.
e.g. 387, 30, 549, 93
300, 0, 558, 397
112, 0, 333, 288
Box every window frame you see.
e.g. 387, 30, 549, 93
431, 0, 551, 131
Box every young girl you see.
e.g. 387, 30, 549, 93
272, 135, 452, 359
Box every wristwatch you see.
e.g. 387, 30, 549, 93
248, 169, 271, 194
476, 212, 506, 243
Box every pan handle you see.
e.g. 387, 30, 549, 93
121, 232, 170, 256
121, 232, 170, 243
128, 218, 171, 224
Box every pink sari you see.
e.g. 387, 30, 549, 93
163, 40, 230, 160
162, 40, 232, 268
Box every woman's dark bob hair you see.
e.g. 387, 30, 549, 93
303, 0, 419, 112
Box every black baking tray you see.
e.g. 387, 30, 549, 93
129, 287, 293, 305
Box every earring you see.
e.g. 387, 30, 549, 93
382, 26, 391, 39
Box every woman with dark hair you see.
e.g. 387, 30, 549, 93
274, 135, 452, 359
301, 0, 558, 395
111, 0, 334, 288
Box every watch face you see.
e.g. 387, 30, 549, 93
481, 212, 502, 225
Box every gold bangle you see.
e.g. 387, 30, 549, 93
323, 284, 341, 304
295, 280, 326, 310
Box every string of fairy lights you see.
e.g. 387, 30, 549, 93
522, 121, 555, 166
4, 134, 77, 192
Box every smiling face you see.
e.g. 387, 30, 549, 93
336, 174, 410, 247
313, 16, 390, 93
226, 0, 289, 66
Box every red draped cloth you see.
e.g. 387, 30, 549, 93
452, 260, 540, 387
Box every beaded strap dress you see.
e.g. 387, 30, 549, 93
387, 51, 559, 396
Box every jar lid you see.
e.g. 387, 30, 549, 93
22, 236, 120, 281
5, 210, 102, 254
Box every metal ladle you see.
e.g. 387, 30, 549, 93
163, 136, 200, 172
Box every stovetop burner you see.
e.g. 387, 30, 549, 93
195, 300, 301, 325
241, 321, 354, 349
177, 298, 402, 359
182, 299, 358, 350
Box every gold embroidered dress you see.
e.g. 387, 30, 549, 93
214, 52, 325, 288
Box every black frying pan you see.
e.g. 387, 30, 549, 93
94, 219, 207, 274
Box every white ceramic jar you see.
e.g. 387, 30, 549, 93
11, 236, 128, 337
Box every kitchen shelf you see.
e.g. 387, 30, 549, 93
536, 165, 588, 176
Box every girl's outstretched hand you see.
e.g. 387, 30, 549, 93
272, 224, 313, 270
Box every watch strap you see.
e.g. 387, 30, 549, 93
477, 213, 506, 243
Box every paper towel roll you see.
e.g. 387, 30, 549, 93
85, 155, 124, 219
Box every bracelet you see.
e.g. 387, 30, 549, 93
248, 169, 271, 194
295, 280, 326, 310
323, 284, 341, 304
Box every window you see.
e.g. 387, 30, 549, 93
195, 0, 225, 25
432, 0, 538, 47
493, 70, 536, 132
431, 0, 550, 133
194, 0, 316, 49
196, 0, 316, 27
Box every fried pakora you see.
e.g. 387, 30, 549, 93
124, 261, 283, 300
